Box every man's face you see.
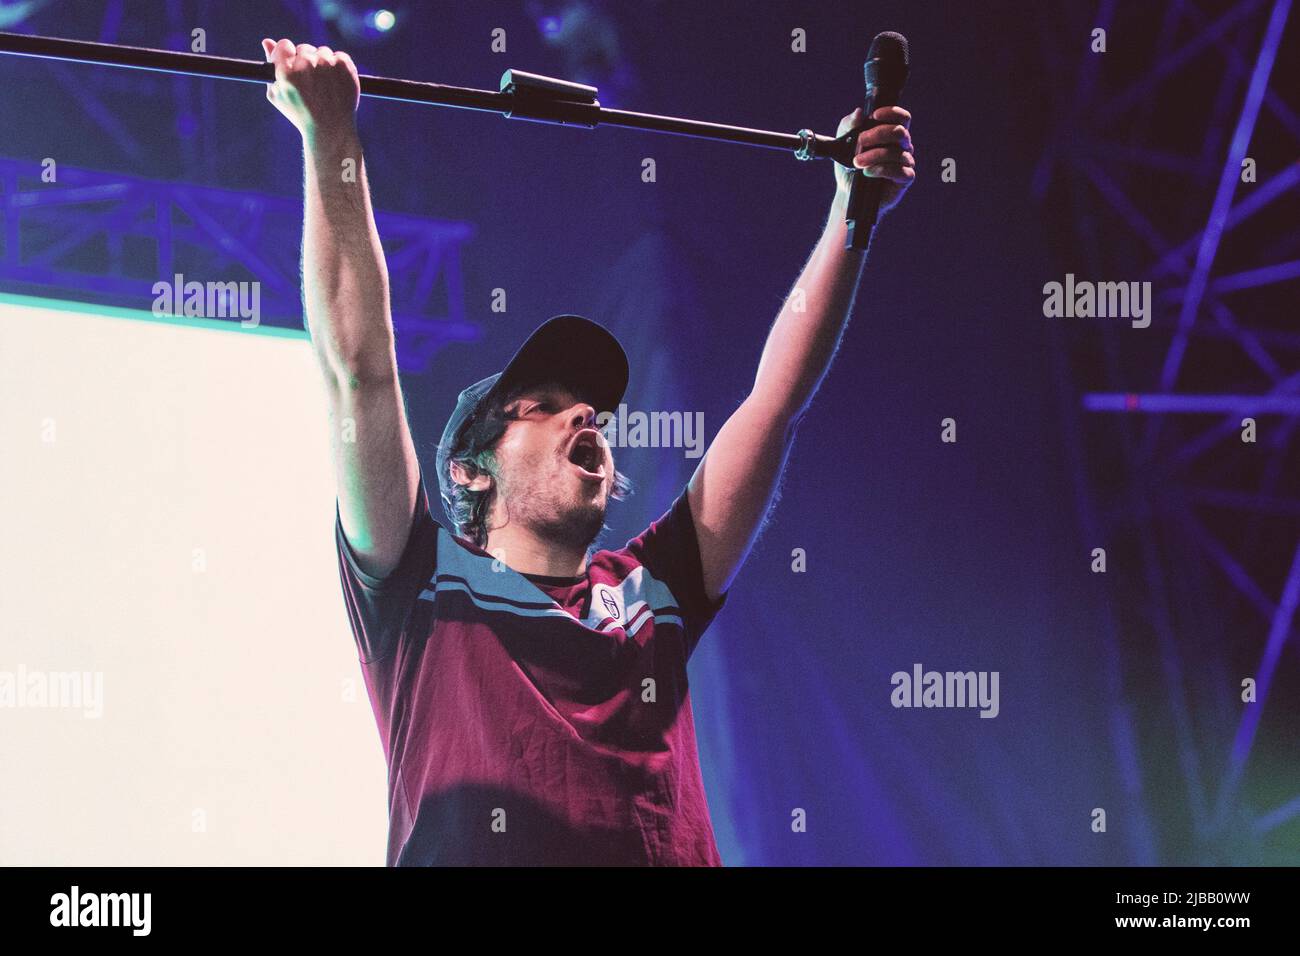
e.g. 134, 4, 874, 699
487, 382, 615, 551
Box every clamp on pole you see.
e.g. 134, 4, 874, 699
500, 69, 602, 128
795, 119, 884, 166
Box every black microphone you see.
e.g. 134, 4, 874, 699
845, 32, 910, 252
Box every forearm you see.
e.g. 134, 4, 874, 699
301, 124, 394, 386
749, 194, 866, 427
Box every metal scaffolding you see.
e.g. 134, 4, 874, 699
0, 0, 481, 371
1031, 0, 1298, 863
0, 157, 479, 369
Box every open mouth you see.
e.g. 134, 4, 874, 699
566, 428, 606, 481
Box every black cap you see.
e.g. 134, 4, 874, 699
435, 315, 629, 528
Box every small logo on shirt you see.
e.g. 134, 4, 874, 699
595, 585, 623, 622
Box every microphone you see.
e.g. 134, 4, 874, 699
845, 32, 910, 252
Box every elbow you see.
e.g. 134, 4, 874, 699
341, 355, 399, 391
743, 393, 807, 446
326, 339, 399, 391
782, 408, 808, 446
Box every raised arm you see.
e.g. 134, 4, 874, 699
687, 106, 915, 602
263, 37, 421, 581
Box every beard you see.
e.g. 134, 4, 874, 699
529, 499, 607, 553
493, 451, 609, 553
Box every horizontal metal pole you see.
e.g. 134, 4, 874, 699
0, 30, 846, 159
598, 107, 801, 152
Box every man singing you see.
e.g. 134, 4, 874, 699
262, 36, 915, 865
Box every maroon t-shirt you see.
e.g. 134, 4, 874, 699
334, 465, 729, 865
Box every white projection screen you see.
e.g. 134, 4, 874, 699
0, 293, 390, 865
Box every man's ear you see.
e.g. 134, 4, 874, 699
449, 459, 493, 492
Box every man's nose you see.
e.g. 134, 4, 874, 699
570, 404, 597, 429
